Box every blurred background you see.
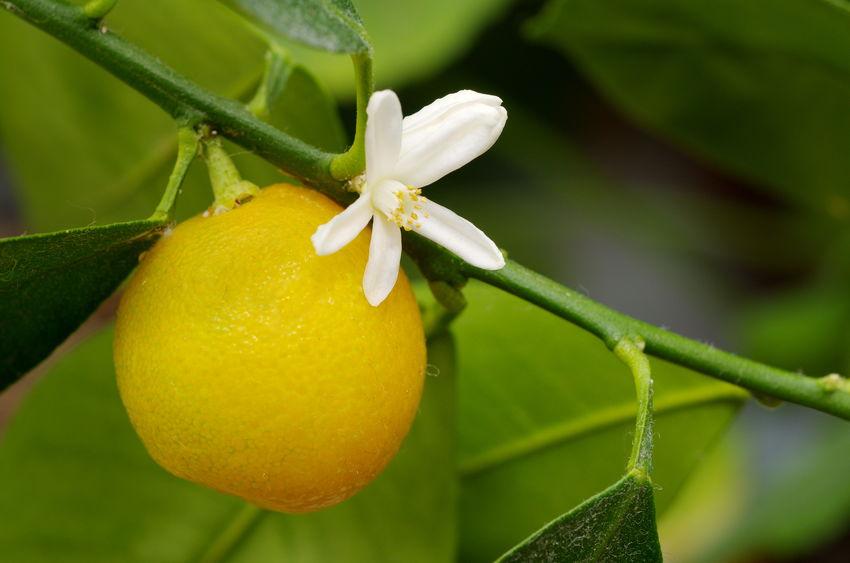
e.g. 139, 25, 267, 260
1, 0, 849, 561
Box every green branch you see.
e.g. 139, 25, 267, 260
472, 261, 850, 421
6, 0, 850, 421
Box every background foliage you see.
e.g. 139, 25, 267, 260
1, 0, 849, 561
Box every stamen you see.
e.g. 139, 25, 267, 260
378, 184, 428, 231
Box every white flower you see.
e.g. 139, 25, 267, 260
311, 89, 507, 306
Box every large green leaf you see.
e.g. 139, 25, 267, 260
0, 220, 164, 390
499, 472, 662, 562
530, 0, 850, 211
456, 282, 746, 561
0, 328, 457, 562
220, 0, 370, 54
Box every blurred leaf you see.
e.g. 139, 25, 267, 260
531, 0, 850, 212
0, 328, 456, 562
699, 413, 850, 562
657, 436, 747, 563
256, 55, 348, 152
737, 285, 850, 375
498, 473, 662, 562
456, 282, 746, 561
0, 220, 163, 390
220, 0, 370, 54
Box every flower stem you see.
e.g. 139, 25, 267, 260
150, 127, 198, 221
330, 53, 374, 180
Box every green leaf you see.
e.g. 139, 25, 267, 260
498, 472, 662, 562
0, 328, 456, 562
456, 282, 746, 561
705, 416, 850, 561
220, 0, 370, 54
0, 220, 164, 390
530, 0, 850, 212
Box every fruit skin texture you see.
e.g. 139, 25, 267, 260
114, 184, 426, 513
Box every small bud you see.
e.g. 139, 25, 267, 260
819, 373, 847, 393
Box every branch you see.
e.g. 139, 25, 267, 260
6, 0, 850, 421
472, 261, 850, 421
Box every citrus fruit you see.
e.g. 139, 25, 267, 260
113, 184, 426, 513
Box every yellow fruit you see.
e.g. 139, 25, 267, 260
113, 184, 426, 513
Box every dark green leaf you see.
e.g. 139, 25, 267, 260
0, 220, 164, 390
0, 328, 456, 562
456, 282, 745, 561
220, 0, 370, 54
257, 56, 348, 152
531, 0, 850, 211
499, 472, 662, 562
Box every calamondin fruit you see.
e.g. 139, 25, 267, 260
113, 184, 426, 513
113, 90, 508, 514
312, 89, 508, 306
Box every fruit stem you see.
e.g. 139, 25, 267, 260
202, 131, 259, 213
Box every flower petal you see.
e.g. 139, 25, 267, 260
311, 193, 373, 256
402, 90, 503, 134
363, 215, 402, 306
395, 91, 507, 187
414, 199, 504, 270
365, 90, 403, 185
